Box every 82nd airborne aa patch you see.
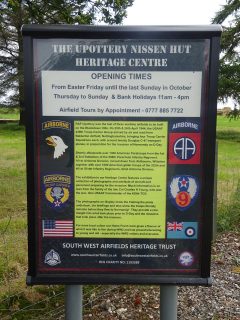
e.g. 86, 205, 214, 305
169, 175, 199, 211
43, 174, 71, 208
168, 132, 201, 164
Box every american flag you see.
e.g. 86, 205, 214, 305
167, 221, 183, 231
42, 220, 73, 237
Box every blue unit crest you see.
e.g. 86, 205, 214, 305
169, 175, 199, 211
43, 174, 71, 208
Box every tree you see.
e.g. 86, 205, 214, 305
0, 0, 134, 124
212, 0, 240, 119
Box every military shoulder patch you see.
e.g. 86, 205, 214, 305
169, 133, 201, 164
169, 175, 199, 211
42, 120, 71, 131
43, 174, 71, 208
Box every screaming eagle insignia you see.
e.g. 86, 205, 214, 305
169, 175, 199, 211
46, 135, 68, 159
44, 175, 71, 208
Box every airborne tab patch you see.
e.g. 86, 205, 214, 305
42, 120, 71, 131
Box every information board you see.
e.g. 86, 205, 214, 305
22, 25, 221, 285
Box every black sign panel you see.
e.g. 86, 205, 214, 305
22, 25, 221, 285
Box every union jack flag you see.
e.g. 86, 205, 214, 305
42, 220, 73, 237
167, 221, 183, 231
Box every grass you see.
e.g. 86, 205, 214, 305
0, 122, 64, 318
216, 115, 240, 231
0, 108, 19, 120
0, 123, 28, 316
0, 115, 239, 318
0, 124, 26, 220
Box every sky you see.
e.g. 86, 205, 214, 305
124, 0, 234, 109
124, 0, 226, 25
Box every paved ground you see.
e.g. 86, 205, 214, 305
81, 232, 240, 320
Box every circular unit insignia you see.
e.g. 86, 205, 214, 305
174, 137, 196, 160
178, 251, 194, 267
185, 226, 196, 237
175, 191, 191, 208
